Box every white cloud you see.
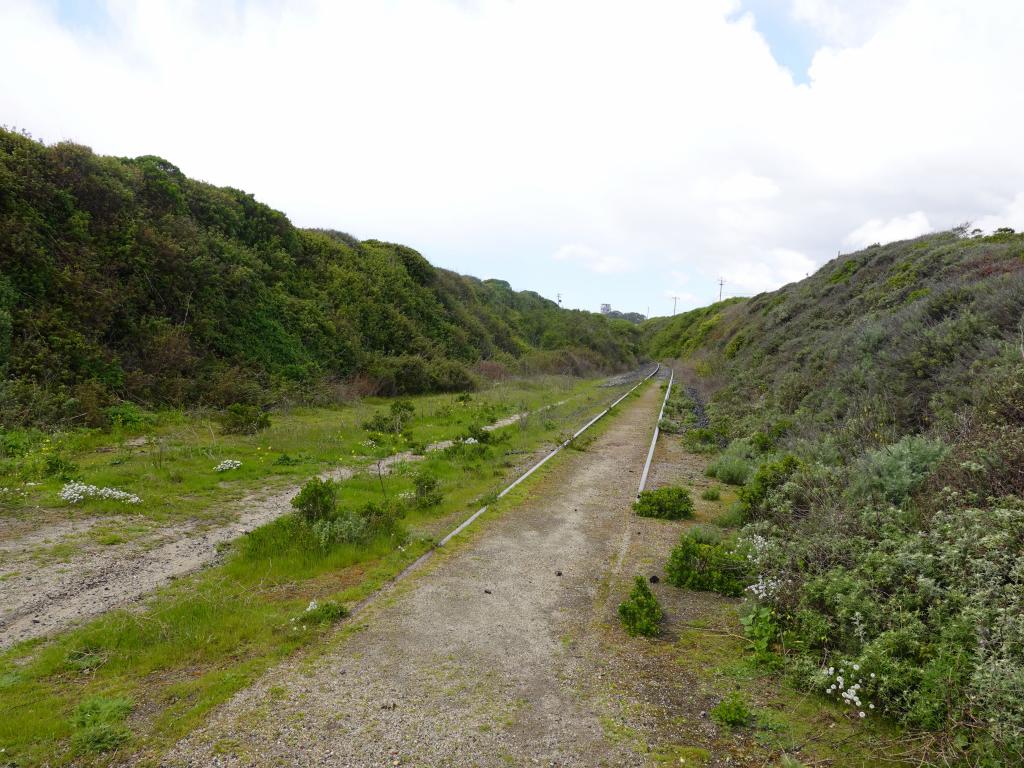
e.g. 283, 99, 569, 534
552, 244, 630, 274
973, 193, 1024, 234
0, 0, 1022, 314
844, 212, 932, 249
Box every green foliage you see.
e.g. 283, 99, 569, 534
363, 399, 416, 434
739, 605, 779, 663
633, 486, 694, 519
300, 600, 349, 625
412, 472, 443, 509
710, 692, 753, 728
737, 454, 801, 521
700, 486, 721, 501
0, 128, 639, 427
71, 696, 133, 753
291, 477, 337, 523
665, 527, 750, 596
220, 403, 270, 435
707, 439, 756, 485
618, 576, 663, 637
849, 435, 947, 504
105, 402, 154, 429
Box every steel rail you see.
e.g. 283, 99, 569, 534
636, 365, 673, 497
437, 362, 661, 547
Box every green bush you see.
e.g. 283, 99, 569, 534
363, 399, 416, 435
105, 402, 154, 429
71, 696, 133, 753
413, 472, 443, 509
291, 477, 337, 523
850, 435, 947, 504
634, 486, 694, 519
737, 454, 801, 520
665, 527, 749, 596
311, 511, 367, 547
700, 486, 721, 501
618, 576, 663, 637
220, 403, 270, 435
707, 439, 756, 485
710, 692, 752, 728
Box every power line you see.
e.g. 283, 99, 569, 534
718, 277, 726, 303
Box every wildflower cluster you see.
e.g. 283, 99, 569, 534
213, 459, 241, 472
746, 574, 782, 601
822, 664, 876, 718
59, 482, 141, 505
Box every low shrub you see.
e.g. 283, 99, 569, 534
737, 454, 801, 520
666, 527, 749, 596
362, 399, 415, 435
849, 435, 947, 504
300, 599, 349, 624
634, 486, 694, 520
220, 403, 270, 435
291, 478, 337, 523
701, 486, 721, 501
684, 427, 719, 453
710, 692, 752, 728
413, 472, 443, 509
104, 402, 154, 429
618, 576, 663, 637
707, 439, 756, 485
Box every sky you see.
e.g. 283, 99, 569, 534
2, 1, 1024, 317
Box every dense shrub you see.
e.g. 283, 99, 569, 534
412, 472, 443, 509
707, 439, 756, 485
701, 486, 721, 501
644, 230, 1024, 760
220, 403, 270, 435
291, 478, 337, 523
665, 527, 749, 596
849, 435, 947, 504
633, 486, 694, 519
363, 399, 415, 435
618, 576, 663, 637
0, 128, 640, 427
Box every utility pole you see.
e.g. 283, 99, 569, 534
557, 293, 562, 306
671, 295, 679, 316
718, 277, 726, 302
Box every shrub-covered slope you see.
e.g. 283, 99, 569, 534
0, 129, 638, 425
647, 230, 1024, 761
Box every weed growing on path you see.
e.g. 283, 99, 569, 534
618, 576, 664, 637
634, 486, 694, 520
710, 692, 752, 728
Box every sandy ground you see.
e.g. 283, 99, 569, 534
0, 402, 569, 650
160, 377, 668, 767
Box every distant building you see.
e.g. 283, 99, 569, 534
600, 303, 612, 314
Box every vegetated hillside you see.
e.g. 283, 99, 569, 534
0, 128, 639, 427
646, 230, 1024, 762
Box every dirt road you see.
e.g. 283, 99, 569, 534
162, 378, 666, 767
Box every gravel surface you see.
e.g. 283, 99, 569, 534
160, 382, 665, 767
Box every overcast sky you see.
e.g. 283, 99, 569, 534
3, 0, 1023, 316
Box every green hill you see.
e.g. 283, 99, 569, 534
646, 230, 1024, 760
0, 129, 639, 426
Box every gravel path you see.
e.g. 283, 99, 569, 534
161, 381, 665, 767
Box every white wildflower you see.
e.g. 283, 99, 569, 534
60, 481, 141, 505
214, 459, 242, 472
